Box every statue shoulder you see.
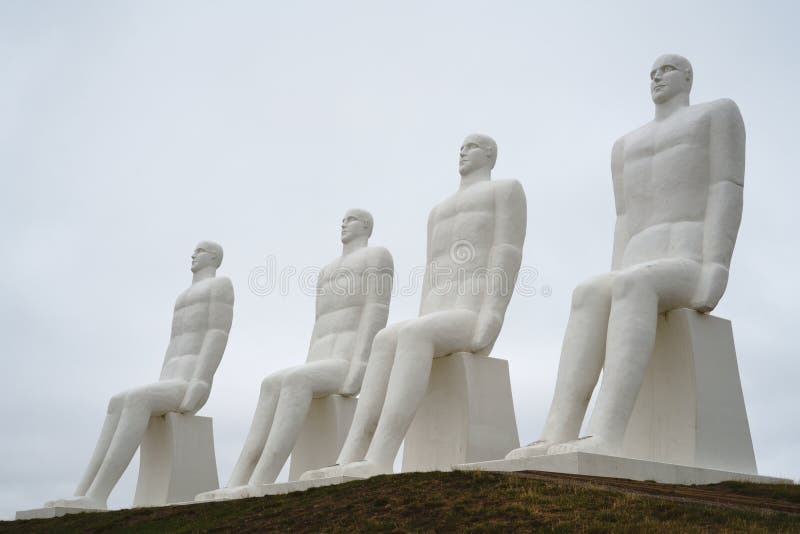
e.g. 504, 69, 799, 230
705, 98, 744, 125
363, 246, 394, 269
491, 179, 527, 211
493, 178, 525, 195
209, 276, 235, 303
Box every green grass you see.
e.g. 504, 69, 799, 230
4, 471, 799, 533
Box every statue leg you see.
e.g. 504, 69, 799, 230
507, 274, 614, 460
542, 274, 615, 442
247, 359, 349, 485
553, 260, 700, 455
84, 381, 186, 503
363, 309, 479, 471
47, 380, 186, 509
226, 369, 289, 487
74, 399, 124, 496
335, 321, 408, 464
299, 322, 410, 480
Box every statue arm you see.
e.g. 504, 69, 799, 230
692, 100, 745, 312
179, 278, 235, 413
610, 138, 627, 271
340, 250, 394, 396
471, 180, 527, 352
418, 208, 436, 315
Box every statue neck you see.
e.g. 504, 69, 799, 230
192, 267, 216, 283
654, 93, 690, 121
342, 236, 368, 256
459, 168, 491, 190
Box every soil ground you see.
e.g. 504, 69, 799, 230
3, 470, 799, 533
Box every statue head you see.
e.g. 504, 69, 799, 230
458, 134, 497, 176
650, 54, 693, 105
341, 208, 373, 244
191, 240, 223, 273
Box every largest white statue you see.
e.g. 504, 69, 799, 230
507, 54, 745, 459
45, 241, 234, 510
302, 134, 527, 480
197, 209, 393, 500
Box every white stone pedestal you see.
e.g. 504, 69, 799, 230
133, 413, 219, 507
288, 395, 357, 481
619, 309, 757, 474
457, 452, 789, 485
402, 353, 520, 472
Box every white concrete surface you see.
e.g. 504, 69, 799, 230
621, 309, 756, 474
288, 395, 357, 481
300, 134, 527, 481
16, 506, 103, 520
402, 353, 519, 472
196, 211, 393, 501
459, 452, 790, 485
41, 241, 234, 511
133, 413, 219, 506
509, 54, 747, 460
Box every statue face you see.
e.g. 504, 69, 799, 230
191, 244, 217, 272
650, 56, 691, 104
458, 136, 492, 176
341, 210, 368, 244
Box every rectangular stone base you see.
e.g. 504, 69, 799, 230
16, 506, 104, 520
456, 452, 791, 485
249, 476, 363, 497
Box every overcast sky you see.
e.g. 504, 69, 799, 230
2, 0, 798, 519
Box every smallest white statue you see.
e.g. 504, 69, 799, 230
45, 241, 234, 510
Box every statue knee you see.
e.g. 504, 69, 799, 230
260, 373, 282, 396
121, 392, 148, 412
107, 393, 125, 414
572, 277, 610, 309
611, 272, 649, 300
372, 326, 396, 350
281, 370, 311, 393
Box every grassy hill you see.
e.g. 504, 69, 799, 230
4, 470, 799, 533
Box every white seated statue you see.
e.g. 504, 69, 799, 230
507, 54, 746, 460
196, 209, 393, 500
301, 134, 527, 480
45, 241, 234, 510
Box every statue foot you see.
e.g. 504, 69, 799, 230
195, 485, 252, 502
546, 435, 618, 456
299, 464, 345, 481
299, 460, 390, 481
44, 496, 107, 510
338, 460, 392, 479
505, 440, 553, 460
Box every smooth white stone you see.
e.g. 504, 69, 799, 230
511, 55, 749, 460
622, 309, 756, 474
217, 209, 393, 491
249, 476, 364, 498
133, 413, 219, 507
402, 353, 519, 472
40, 241, 233, 511
16, 507, 104, 520
458, 452, 790, 485
288, 395, 357, 481
299, 134, 527, 481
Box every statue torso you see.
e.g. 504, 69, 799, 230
307, 247, 391, 363
617, 102, 720, 267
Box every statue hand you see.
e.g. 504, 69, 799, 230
691, 263, 729, 313
179, 379, 211, 413
340, 361, 367, 397
471, 312, 503, 353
